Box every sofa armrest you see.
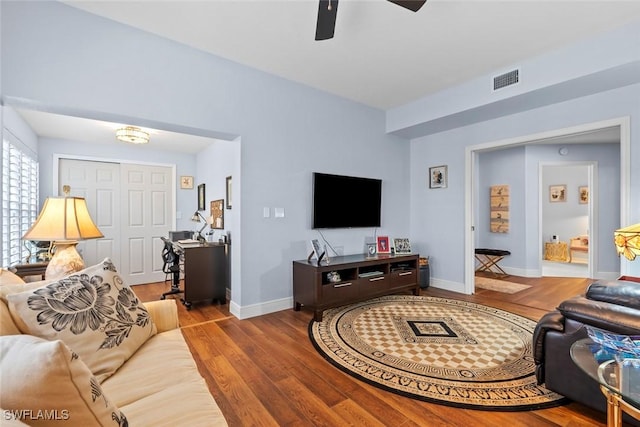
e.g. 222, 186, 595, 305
533, 311, 564, 363
586, 280, 640, 310
532, 311, 564, 385
142, 300, 180, 333
558, 296, 640, 333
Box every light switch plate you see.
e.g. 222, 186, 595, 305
274, 207, 285, 218
263, 207, 270, 218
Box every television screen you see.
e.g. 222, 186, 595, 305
312, 172, 382, 229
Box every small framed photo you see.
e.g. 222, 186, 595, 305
393, 238, 412, 254
210, 199, 224, 229
197, 183, 206, 210
579, 186, 589, 204
377, 236, 391, 254
308, 239, 326, 264
366, 243, 377, 257
310, 239, 323, 259
226, 176, 232, 210
180, 175, 194, 189
549, 185, 566, 202
429, 165, 447, 189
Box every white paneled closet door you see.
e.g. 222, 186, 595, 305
58, 159, 173, 285
58, 159, 120, 270
120, 163, 173, 285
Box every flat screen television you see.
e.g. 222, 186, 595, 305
312, 172, 382, 229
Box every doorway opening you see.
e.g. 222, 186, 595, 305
464, 117, 630, 295
540, 162, 594, 279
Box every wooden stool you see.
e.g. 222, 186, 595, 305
475, 248, 511, 277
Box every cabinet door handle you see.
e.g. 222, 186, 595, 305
399, 271, 413, 276
333, 282, 352, 288
369, 276, 385, 282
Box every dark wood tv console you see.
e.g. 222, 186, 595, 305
293, 253, 420, 321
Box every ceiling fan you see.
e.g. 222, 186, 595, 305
315, 0, 427, 41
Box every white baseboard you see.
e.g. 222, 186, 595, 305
429, 278, 465, 294
229, 296, 293, 320
503, 266, 540, 278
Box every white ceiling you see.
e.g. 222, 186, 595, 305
16, 1, 638, 151
18, 109, 217, 154
62, 0, 640, 109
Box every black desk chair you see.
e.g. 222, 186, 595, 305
160, 237, 183, 300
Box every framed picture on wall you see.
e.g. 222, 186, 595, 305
180, 175, 194, 189
197, 184, 206, 210
226, 176, 232, 210
429, 165, 447, 189
210, 199, 224, 229
549, 185, 566, 202
579, 186, 589, 204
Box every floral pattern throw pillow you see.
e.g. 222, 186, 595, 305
0, 335, 128, 427
7, 258, 157, 383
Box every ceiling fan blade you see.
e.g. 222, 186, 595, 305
387, 0, 427, 13
315, 0, 339, 41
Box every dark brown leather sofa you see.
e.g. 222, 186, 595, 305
533, 279, 640, 415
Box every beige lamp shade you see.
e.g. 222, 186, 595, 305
23, 196, 103, 280
614, 223, 640, 261
23, 197, 103, 242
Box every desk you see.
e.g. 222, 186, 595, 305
172, 242, 228, 309
544, 242, 568, 262
571, 339, 640, 427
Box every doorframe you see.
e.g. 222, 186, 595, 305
538, 161, 596, 278
464, 116, 630, 294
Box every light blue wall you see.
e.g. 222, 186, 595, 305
476, 146, 527, 270
474, 143, 620, 277
196, 139, 238, 243
2, 107, 38, 157
1, 1, 411, 315
388, 21, 640, 138
410, 83, 639, 290
402, 20, 639, 287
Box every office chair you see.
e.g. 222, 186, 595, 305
160, 237, 183, 300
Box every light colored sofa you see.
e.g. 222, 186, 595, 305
0, 264, 227, 426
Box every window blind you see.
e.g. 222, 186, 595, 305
1, 137, 38, 267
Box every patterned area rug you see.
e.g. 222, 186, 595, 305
309, 295, 566, 411
475, 277, 532, 294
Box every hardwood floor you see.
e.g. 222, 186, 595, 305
133, 275, 608, 426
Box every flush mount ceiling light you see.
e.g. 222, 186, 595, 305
116, 126, 150, 144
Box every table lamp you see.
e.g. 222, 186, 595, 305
191, 211, 208, 243
22, 186, 103, 280
614, 223, 640, 261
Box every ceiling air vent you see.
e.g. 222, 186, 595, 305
493, 69, 519, 91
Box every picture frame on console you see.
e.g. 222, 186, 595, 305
366, 243, 377, 258
394, 238, 412, 254
377, 236, 390, 254
308, 239, 325, 264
